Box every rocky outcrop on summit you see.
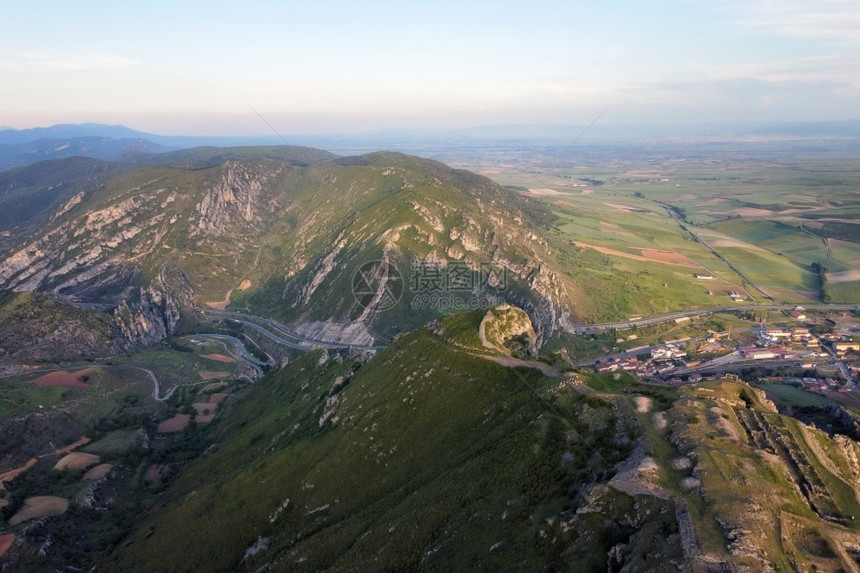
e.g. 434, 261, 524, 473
479, 304, 537, 357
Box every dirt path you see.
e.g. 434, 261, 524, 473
0, 458, 36, 483
477, 354, 559, 377
45, 436, 91, 457
205, 279, 252, 310
206, 289, 234, 310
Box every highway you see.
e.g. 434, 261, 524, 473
198, 304, 858, 352
568, 304, 859, 334
198, 308, 387, 352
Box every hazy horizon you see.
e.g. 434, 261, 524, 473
3, 1, 860, 136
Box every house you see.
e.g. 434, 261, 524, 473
835, 342, 860, 357
595, 361, 619, 373
770, 347, 796, 359
789, 328, 812, 342
727, 291, 746, 302
765, 328, 791, 339
739, 345, 776, 360
657, 363, 675, 375
750, 350, 777, 360
820, 333, 843, 342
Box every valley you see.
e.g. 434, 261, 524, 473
1, 133, 860, 570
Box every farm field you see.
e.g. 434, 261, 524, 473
754, 383, 835, 408
459, 151, 860, 308
0, 329, 255, 570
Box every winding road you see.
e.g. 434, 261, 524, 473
198, 308, 387, 351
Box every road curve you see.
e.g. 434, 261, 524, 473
198, 309, 387, 352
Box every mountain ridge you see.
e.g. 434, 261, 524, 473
0, 145, 575, 365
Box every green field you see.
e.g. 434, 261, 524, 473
754, 383, 833, 408
462, 154, 860, 308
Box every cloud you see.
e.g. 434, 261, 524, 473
735, 0, 860, 44
16, 50, 138, 71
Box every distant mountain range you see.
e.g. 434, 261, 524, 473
0, 124, 288, 171
0, 123, 156, 145
2, 120, 860, 172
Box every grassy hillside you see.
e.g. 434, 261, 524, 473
0, 290, 118, 367
105, 324, 652, 571
0, 157, 114, 233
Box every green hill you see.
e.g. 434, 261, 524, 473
104, 321, 671, 572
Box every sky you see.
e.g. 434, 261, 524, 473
2, 0, 860, 135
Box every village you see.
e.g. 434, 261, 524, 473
593, 309, 860, 392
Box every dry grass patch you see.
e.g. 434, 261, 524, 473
634, 396, 653, 413
8, 496, 68, 525
574, 241, 700, 268
29, 367, 97, 388
192, 402, 217, 424
201, 353, 236, 363
201, 381, 229, 393
158, 414, 191, 433
82, 463, 113, 481
640, 248, 700, 267
54, 452, 100, 471
198, 370, 231, 380
527, 187, 565, 196
827, 269, 860, 284
144, 464, 169, 483
0, 534, 14, 558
